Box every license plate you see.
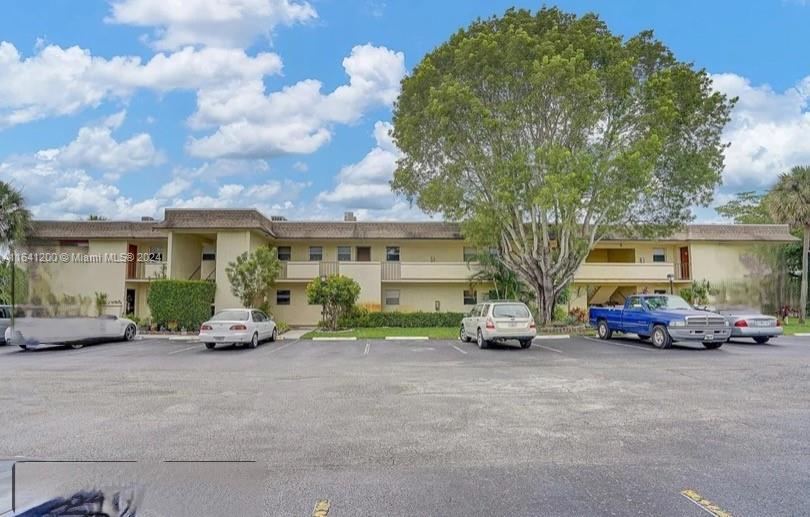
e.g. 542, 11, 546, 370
508, 322, 518, 327
753, 321, 771, 327
705, 335, 714, 341
214, 336, 225, 341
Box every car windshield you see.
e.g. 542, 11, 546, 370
644, 296, 692, 311
210, 310, 249, 321
492, 304, 530, 318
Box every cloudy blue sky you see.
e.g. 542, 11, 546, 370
1, 0, 809, 222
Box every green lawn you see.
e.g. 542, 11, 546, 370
782, 321, 810, 335
303, 327, 459, 339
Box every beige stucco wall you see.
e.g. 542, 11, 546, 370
381, 282, 491, 313
168, 233, 204, 280
268, 284, 323, 326
689, 242, 761, 284
340, 262, 382, 311
214, 231, 252, 311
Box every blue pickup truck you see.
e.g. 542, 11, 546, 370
589, 294, 731, 349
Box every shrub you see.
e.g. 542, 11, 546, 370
340, 307, 466, 328
225, 246, 282, 308
147, 279, 216, 331
275, 321, 290, 334
568, 307, 588, 324
306, 275, 361, 330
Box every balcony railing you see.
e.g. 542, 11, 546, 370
278, 261, 481, 282
574, 262, 690, 283
127, 261, 167, 281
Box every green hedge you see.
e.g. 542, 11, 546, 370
147, 279, 216, 331
340, 308, 465, 328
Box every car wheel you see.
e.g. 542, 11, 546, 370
205, 343, 216, 349
70, 343, 84, 350
248, 332, 259, 349
18, 345, 28, 351
519, 339, 532, 349
651, 325, 672, 349
124, 324, 136, 341
703, 342, 723, 350
270, 328, 278, 342
477, 329, 488, 349
459, 325, 470, 343
753, 336, 770, 344
597, 320, 612, 340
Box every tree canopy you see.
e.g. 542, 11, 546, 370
225, 246, 282, 311
306, 275, 361, 331
768, 166, 810, 321
392, 7, 734, 322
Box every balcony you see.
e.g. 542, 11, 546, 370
278, 261, 481, 283
383, 262, 481, 282
127, 261, 167, 281
574, 262, 689, 283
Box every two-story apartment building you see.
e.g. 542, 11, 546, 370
24, 209, 797, 326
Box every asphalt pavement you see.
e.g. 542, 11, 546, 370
1, 334, 809, 516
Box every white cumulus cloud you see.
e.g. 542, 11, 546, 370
186, 44, 406, 159
713, 73, 810, 188
0, 41, 282, 128
107, 0, 317, 50
316, 121, 401, 209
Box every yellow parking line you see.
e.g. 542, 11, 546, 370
312, 500, 331, 517
680, 489, 734, 517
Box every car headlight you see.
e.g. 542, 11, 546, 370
669, 320, 686, 328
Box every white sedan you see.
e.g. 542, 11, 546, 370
7, 313, 138, 350
199, 309, 278, 349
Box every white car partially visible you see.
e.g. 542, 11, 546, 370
199, 309, 278, 350
8, 313, 138, 350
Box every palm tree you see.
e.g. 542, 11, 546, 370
0, 181, 31, 325
768, 166, 810, 323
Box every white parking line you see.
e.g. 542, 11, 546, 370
168, 344, 202, 355
583, 336, 656, 352
264, 340, 298, 354
451, 345, 468, 355
364, 342, 370, 356
536, 344, 563, 353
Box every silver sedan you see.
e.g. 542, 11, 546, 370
721, 311, 783, 344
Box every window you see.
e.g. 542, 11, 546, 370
276, 290, 291, 305
386, 246, 400, 262
463, 289, 477, 305
337, 246, 352, 262
654, 289, 667, 295
211, 310, 249, 321
492, 304, 530, 318
309, 246, 323, 261
201, 252, 216, 261
251, 310, 265, 322
463, 247, 478, 262
277, 246, 291, 261
0, 307, 7, 319
652, 248, 666, 263
384, 289, 400, 306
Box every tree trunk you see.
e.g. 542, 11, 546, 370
801, 227, 809, 323
532, 278, 555, 326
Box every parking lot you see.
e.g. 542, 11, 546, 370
1, 334, 809, 516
